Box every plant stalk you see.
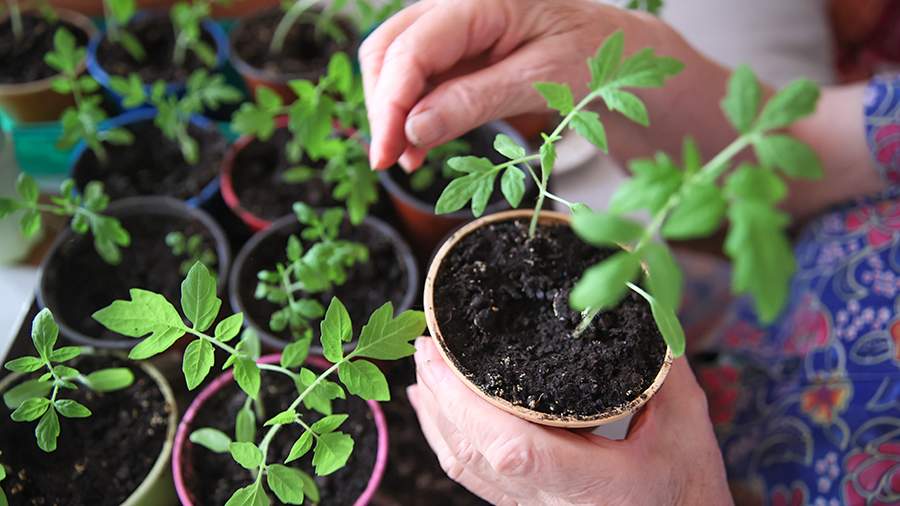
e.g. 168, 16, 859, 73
270, 0, 318, 55
7, 0, 23, 42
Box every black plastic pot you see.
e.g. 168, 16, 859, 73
229, 213, 419, 352
38, 196, 231, 349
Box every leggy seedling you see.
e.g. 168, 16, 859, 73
93, 262, 426, 505
102, 0, 144, 61
2, 309, 134, 453
0, 175, 130, 264
256, 204, 368, 344
171, 0, 229, 67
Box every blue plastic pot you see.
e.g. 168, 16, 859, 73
69, 108, 222, 208
86, 12, 229, 109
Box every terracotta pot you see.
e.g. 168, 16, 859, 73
37, 196, 231, 349
0, 9, 97, 123
229, 8, 359, 102
423, 209, 674, 435
0, 353, 179, 506
218, 117, 282, 233
377, 121, 535, 257
172, 353, 389, 506
229, 212, 419, 352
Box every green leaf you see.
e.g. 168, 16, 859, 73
31, 308, 58, 362
190, 427, 232, 453
264, 409, 297, 427
720, 65, 761, 134
327, 52, 353, 94
626, 283, 686, 357
613, 47, 683, 88
53, 399, 91, 418
267, 464, 305, 505
16, 174, 39, 203
182, 339, 215, 390
353, 305, 426, 360
321, 298, 351, 363
589, 30, 624, 89
228, 441, 263, 470
3, 380, 52, 409
571, 211, 643, 247
662, 182, 726, 239
602, 89, 649, 126
446, 156, 494, 174
215, 313, 244, 342
19, 210, 41, 238
285, 431, 313, 463
500, 167, 525, 208
539, 141, 556, 181
35, 408, 60, 452
312, 432, 354, 476
224, 482, 269, 506
570, 252, 641, 311
49, 346, 81, 363
682, 137, 702, 176
83, 368, 134, 392
534, 82, 573, 114
281, 337, 311, 369
295, 370, 344, 416
640, 242, 683, 310
93, 289, 186, 360
4, 356, 45, 373
753, 135, 823, 180
724, 164, 786, 204
434, 170, 497, 217
755, 79, 820, 131
182, 262, 221, 332
11, 397, 51, 422
234, 358, 261, 399
311, 414, 348, 434
338, 360, 389, 401
235, 405, 255, 443
493, 134, 526, 160
298, 470, 319, 503
570, 111, 608, 152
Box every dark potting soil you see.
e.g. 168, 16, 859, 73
184, 371, 377, 506
73, 120, 225, 201
434, 219, 667, 418
42, 213, 217, 341
0, 355, 170, 506
238, 219, 408, 345
231, 129, 338, 221
0, 14, 89, 84
96, 15, 217, 83
232, 10, 357, 78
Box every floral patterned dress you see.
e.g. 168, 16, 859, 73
693, 74, 900, 506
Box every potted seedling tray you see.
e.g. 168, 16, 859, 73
0, 9, 96, 122
37, 196, 231, 349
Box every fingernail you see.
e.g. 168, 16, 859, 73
406, 385, 419, 408
399, 153, 415, 173
406, 110, 444, 147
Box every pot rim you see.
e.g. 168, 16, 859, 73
172, 353, 389, 506
228, 212, 419, 352
0, 9, 97, 96
36, 195, 232, 349
0, 351, 178, 505
423, 208, 674, 429
376, 120, 535, 218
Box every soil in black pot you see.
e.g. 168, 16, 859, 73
96, 15, 217, 83
237, 219, 408, 345
0, 14, 89, 84
73, 120, 225, 202
0, 355, 170, 506
232, 9, 357, 78
185, 371, 377, 506
434, 219, 667, 418
42, 213, 218, 341
231, 129, 337, 221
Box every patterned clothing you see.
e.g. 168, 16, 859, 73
692, 75, 900, 506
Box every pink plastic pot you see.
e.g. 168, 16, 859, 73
172, 354, 389, 506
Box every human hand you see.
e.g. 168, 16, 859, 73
408, 337, 733, 506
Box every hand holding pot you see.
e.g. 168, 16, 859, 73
409, 337, 733, 506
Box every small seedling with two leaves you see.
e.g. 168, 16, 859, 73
2, 309, 134, 454
436, 31, 822, 358
232, 52, 378, 224
256, 204, 368, 344
93, 262, 425, 505
0, 174, 130, 264
408, 140, 472, 192
166, 231, 218, 276
109, 69, 242, 164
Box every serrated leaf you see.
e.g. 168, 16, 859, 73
4, 356, 44, 373
662, 182, 726, 239
229, 441, 263, 470
434, 170, 497, 217
500, 167, 525, 208
183, 339, 214, 390
312, 432, 354, 476
191, 427, 232, 453
224, 482, 269, 506
338, 360, 389, 401
3, 380, 52, 409
264, 409, 297, 426
11, 397, 51, 422
721, 65, 760, 134
352, 305, 426, 360
570, 111, 608, 152
53, 399, 91, 418
93, 289, 186, 360
755, 79, 820, 132
285, 431, 313, 463
640, 242, 683, 310
493, 134, 526, 160
234, 357, 261, 399
602, 89, 649, 126
571, 211, 643, 247
753, 135, 823, 180
215, 313, 243, 342
182, 262, 221, 332
267, 464, 305, 504
627, 283, 686, 357
570, 252, 641, 311
321, 298, 351, 363
589, 30, 624, 89
724, 164, 786, 204
83, 368, 134, 392
281, 337, 311, 369
31, 309, 58, 362
35, 408, 60, 452
311, 414, 348, 434
534, 82, 573, 114
610, 155, 682, 214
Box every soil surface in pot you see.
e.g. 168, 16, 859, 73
184, 371, 377, 505
73, 120, 225, 201
238, 219, 408, 345
0, 355, 170, 506
232, 10, 357, 78
42, 213, 218, 341
96, 15, 217, 83
434, 219, 667, 418
0, 14, 89, 84
231, 129, 338, 221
